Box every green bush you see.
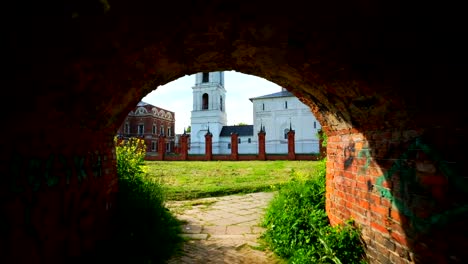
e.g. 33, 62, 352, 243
113, 137, 183, 263
261, 159, 367, 264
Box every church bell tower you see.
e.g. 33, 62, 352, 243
189, 71, 227, 154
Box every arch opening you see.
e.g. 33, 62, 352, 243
3, 1, 468, 263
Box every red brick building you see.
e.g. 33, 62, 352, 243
116, 101, 176, 156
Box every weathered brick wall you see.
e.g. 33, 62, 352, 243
326, 129, 468, 263
0, 136, 118, 263
3, 1, 467, 263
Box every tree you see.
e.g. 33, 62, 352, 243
236, 122, 248, 126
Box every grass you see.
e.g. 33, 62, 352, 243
143, 160, 323, 200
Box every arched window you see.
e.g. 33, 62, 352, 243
284, 128, 289, 139
202, 93, 209, 110
220, 96, 223, 111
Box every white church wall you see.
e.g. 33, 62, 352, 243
238, 135, 256, 154
218, 135, 257, 154
218, 137, 231, 154
190, 71, 321, 156
251, 92, 321, 154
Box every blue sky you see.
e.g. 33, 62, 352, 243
142, 70, 282, 134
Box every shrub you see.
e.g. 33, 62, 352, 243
115, 137, 146, 181
113, 137, 183, 263
261, 159, 367, 263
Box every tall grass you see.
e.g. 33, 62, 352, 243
261, 159, 368, 263
112, 137, 184, 263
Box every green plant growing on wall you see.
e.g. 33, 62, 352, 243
261, 159, 367, 263
317, 129, 328, 147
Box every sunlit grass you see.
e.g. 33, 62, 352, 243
143, 160, 322, 200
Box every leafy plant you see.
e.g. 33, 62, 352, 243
261, 158, 367, 263
115, 137, 146, 181
317, 129, 328, 147
112, 137, 184, 263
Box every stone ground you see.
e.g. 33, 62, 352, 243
165, 192, 285, 264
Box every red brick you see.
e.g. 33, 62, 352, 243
391, 231, 409, 247
390, 209, 402, 223
371, 204, 389, 216
371, 221, 389, 235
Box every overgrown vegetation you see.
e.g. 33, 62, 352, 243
261, 159, 367, 263
108, 132, 365, 263
144, 160, 322, 200
112, 137, 184, 263
317, 129, 328, 147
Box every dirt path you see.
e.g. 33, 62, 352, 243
165, 192, 285, 264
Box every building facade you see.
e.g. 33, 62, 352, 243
189, 72, 227, 154
250, 88, 321, 154
116, 101, 176, 154
189, 71, 321, 155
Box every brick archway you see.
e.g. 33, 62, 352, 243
2, 1, 467, 263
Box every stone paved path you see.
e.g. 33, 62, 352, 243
165, 192, 284, 264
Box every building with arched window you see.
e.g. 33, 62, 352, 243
189, 71, 321, 155
116, 101, 176, 155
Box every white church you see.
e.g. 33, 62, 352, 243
188, 71, 322, 155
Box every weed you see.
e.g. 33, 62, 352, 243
261, 159, 367, 263
111, 137, 184, 264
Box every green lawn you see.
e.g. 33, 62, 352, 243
143, 160, 322, 200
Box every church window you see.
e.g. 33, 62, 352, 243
284, 128, 289, 139
160, 125, 164, 136
220, 96, 223, 111
152, 124, 156, 134
262, 103, 265, 111
138, 124, 144, 135
248, 138, 251, 143
151, 141, 156, 151
202, 72, 209, 83
228, 143, 231, 149
285, 101, 288, 109
167, 127, 172, 137
202, 93, 209, 110
314, 121, 316, 129
238, 138, 241, 144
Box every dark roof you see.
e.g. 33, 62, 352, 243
249, 90, 294, 101
220, 125, 254, 137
